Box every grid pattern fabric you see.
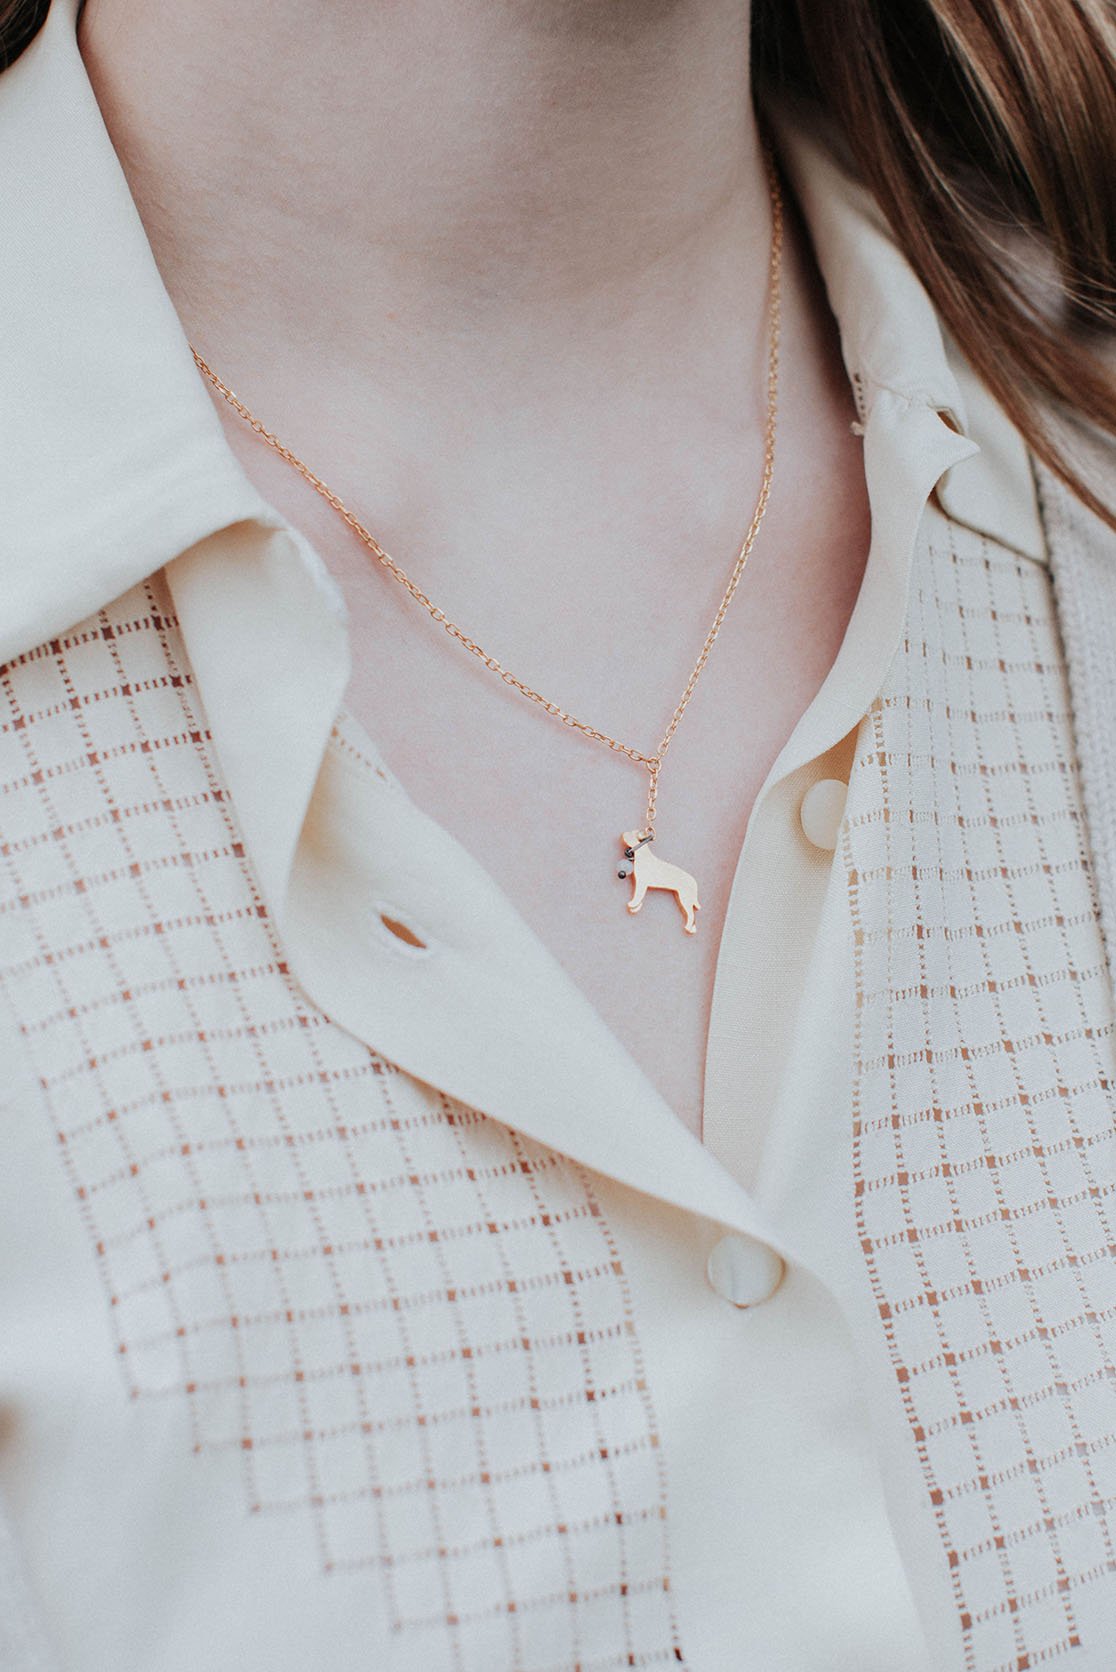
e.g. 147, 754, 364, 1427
846, 504, 1116, 1671
0, 577, 682, 1672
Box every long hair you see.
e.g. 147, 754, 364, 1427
4, 0, 1116, 520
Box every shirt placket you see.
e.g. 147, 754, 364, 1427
702, 390, 978, 1204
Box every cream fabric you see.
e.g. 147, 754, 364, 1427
3, 3, 1116, 1671
1036, 444, 1116, 982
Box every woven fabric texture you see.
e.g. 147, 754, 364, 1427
0, 579, 681, 1672
846, 501, 1116, 1671
3, 489, 1116, 1669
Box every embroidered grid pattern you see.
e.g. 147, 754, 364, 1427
0, 577, 682, 1672
847, 505, 1116, 1672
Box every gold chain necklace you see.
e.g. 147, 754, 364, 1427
190, 148, 782, 937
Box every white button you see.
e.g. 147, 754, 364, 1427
799, 777, 849, 850
706, 1236, 785, 1308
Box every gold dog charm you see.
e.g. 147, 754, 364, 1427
618, 831, 701, 935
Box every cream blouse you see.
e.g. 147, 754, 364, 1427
3, 3, 1116, 1670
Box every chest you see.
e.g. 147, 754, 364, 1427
331, 471, 872, 1136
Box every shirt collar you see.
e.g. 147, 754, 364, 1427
770, 102, 1045, 565
0, 0, 283, 668
0, 1, 1044, 675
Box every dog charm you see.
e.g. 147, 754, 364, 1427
617, 830, 701, 935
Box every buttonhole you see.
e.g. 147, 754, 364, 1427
373, 903, 433, 956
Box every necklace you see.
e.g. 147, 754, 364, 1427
190, 147, 782, 937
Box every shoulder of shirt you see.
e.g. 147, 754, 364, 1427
768, 96, 1116, 569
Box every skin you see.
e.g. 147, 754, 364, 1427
78, 0, 871, 1140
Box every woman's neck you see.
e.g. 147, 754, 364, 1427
76, 0, 768, 396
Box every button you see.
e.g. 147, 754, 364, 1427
799, 777, 849, 850
706, 1236, 785, 1308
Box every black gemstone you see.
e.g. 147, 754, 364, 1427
617, 869, 628, 879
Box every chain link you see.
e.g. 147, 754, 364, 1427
190, 146, 783, 840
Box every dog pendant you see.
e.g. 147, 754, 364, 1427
617, 830, 701, 935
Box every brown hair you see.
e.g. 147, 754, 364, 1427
5, 0, 1116, 520
755, 0, 1116, 524
0, 0, 41, 69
